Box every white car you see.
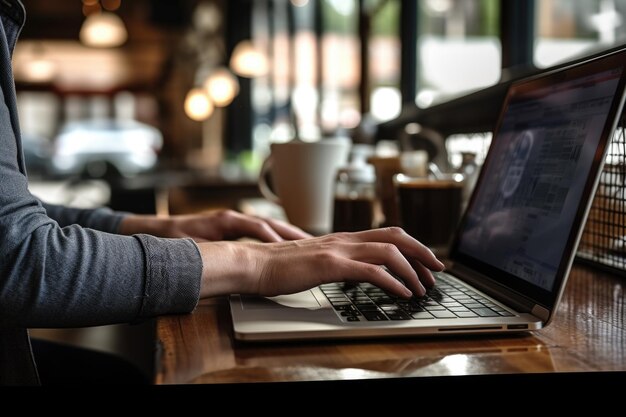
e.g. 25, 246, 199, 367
51, 119, 163, 179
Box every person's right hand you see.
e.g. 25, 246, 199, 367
197, 227, 445, 299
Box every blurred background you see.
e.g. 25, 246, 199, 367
18, 0, 626, 377
17, 0, 626, 215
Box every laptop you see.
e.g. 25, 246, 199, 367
230, 48, 626, 341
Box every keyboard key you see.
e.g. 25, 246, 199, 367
441, 302, 462, 308
355, 303, 378, 311
430, 310, 457, 319
411, 312, 434, 320
327, 296, 349, 301
366, 297, 386, 302
424, 305, 446, 311
387, 312, 411, 320
325, 294, 341, 298
364, 290, 386, 296
456, 311, 479, 318
471, 308, 500, 317
333, 305, 356, 312
448, 306, 470, 312
362, 312, 388, 321
406, 305, 425, 313
378, 304, 402, 313
347, 316, 360, 322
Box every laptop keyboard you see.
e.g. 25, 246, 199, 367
320, 273, 516, 322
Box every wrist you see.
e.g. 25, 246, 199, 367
118, 215, 174, 237
198, 242, 259, 298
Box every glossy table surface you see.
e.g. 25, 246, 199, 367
155, 263, 626, 384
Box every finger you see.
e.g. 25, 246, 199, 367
225, 213, 285, 243
245, 220, 284, 242
348, 228, 445, 271
410, 259, 437, 289
261, 217, 313, 240
330, 259, 414, 299
338, 242, 426, 297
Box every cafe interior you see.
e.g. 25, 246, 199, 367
14, 0, 626, 386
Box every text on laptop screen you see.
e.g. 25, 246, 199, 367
456, 68, 623, 291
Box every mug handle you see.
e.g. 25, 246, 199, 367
258, 155, 281, 204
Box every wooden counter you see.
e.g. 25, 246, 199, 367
155, 263, 625, 384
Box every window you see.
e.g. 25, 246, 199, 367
250, 0, 503, 158
535, 0, 626, 68
368, 0, 401, 122
416, 0, 501, 108
320, 0, 360, 132
251, 0, 361, 153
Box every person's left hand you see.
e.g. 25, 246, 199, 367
118, 209, 312, 243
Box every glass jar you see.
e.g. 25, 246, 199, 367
332, 163, 377, 232
458, 152, 480, 210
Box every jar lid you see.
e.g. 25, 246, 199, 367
336, 163, 376, 183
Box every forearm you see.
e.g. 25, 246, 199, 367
118, 214, 173, 237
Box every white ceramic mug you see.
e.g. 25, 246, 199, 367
259, 138, 351, 235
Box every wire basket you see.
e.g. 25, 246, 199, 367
577, 109, 626, 275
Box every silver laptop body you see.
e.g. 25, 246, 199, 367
230, 48, 626, 341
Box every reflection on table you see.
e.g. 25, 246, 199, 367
156, 263, 626, 384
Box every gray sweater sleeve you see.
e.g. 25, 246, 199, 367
0, 181, 203, 328
40, 202, 127, 234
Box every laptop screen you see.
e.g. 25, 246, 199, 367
450, 52, 626, 307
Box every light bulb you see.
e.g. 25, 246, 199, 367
204, 68, 239, 107
229, 40, 269, 78
80, 12, 128, 48
22, 58, 57, 82
185, 88, 214, 121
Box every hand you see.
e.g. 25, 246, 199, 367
197, 227, 445, 299
119, 209, 311, 243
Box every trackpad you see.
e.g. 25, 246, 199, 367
240, 291, 322, 310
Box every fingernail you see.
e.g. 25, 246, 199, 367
418, 282, 427, 297
403, 287, 413, 298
